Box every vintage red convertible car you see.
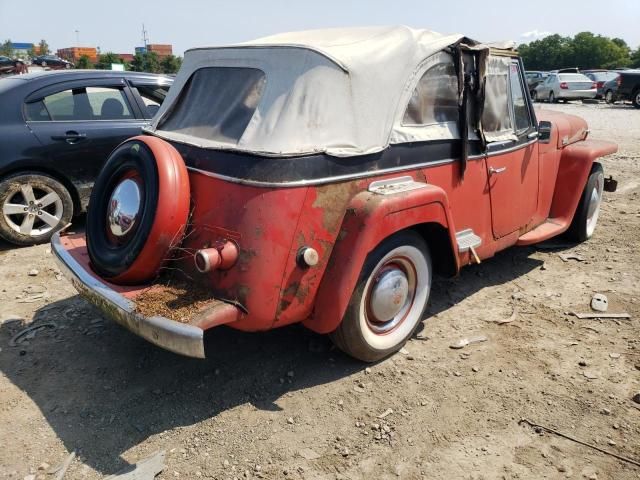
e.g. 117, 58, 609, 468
52, 26, 617, 361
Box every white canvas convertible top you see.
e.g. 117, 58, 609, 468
148, 26, 499, 157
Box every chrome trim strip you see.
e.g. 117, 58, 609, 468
187, 156, 471, 188
51, 232, 206, 358
486, 138, 537, 157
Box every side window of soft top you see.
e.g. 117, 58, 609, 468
402, 53, 458, 126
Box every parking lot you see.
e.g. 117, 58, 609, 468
0, 101, 639, 479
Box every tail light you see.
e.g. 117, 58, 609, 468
596, 81, 604, 88
560, 82, 569, 89
591, 82, 597, 89
616, 75, 622, 86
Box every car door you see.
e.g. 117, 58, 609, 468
24, 78, 147, 201
484, 58, 539, 238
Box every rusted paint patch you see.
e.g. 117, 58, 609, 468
311, 182, 359, 233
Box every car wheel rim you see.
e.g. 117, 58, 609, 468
365, 259, 416, 334
606, 92, 613, 103
635, 92, 640, 105
2, 184, 63, 236
106, 176, 143, 244
586, 172, 604, 238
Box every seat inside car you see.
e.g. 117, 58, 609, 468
100, 98, 125, 119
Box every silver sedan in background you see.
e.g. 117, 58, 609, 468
533, 73, 597, 103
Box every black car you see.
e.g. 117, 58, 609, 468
605, 70, 640, 107
0, 56, 26, 74
0, 70, 173, 245
32, 55, 74, 69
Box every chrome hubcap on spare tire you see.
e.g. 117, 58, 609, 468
586, 172, 604, 238
365, 258, 416, 334
107, 178, 142, 238
2, 184, 63, 236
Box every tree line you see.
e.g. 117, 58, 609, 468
1, 38, 181, 74
518, 32, 640, 71
78, 51, 182, 74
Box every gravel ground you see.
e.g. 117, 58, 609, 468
0, 101, 639, 480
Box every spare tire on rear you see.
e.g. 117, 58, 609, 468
87, 136, 190, 285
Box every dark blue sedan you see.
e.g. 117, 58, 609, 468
0, 70, 173, 245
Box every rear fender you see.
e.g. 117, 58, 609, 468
305, 184, 457, 334
550, 139, 617, 223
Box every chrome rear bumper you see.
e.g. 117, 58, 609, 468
51, 232, 206, 358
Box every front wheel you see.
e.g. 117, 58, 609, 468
632, 90, 640, 108
330, 231, 432, 362
566, 164, 604, 243
549, 91, 556, 103
0, 173, 74, 246
531, 90, 538, 102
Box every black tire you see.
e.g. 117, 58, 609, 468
566, 163, 604, 243
86, 139, 160, 278
549, 91, 556, 103
632, 89, 640, 109
0, 172, 73, 246
531, 90, 538, 102
605, 90, 614, 104
330, 231, 432, 362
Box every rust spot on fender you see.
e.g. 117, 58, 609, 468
311, 182, 359, 233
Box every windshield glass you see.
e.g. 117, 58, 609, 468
559, 73, 591, 82
159, 67, 266, 145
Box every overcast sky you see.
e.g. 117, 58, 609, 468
1, 0, 639, 55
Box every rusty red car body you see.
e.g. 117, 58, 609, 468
52, 27, 617, 361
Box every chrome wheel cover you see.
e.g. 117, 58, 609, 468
586, 172, 604, 238
107, 178, 142, 238
2, 184, 63, 236
366, 260, 415, 334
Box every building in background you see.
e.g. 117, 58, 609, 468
146, 44, 173, 58
135, 46, 147, 55
57, 47, 98, 63
9, 42, 34, 58
118, 53, 135, 63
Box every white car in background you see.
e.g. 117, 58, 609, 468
533, 72, 597, 103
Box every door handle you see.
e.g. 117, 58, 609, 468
51, 131, 87, 144
489, 166, 507, 175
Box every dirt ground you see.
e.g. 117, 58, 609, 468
1, 102, 639, 480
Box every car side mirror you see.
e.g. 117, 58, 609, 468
538, 121, 552, 144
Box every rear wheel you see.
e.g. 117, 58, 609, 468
330, 231, 432, 362
531, 90, 538, 102
605, 90, 614, 104
0, 173, 73, 246
566, 163, 604, 243
632, 90, 640, 108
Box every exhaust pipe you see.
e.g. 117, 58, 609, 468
194, 241, 239, 273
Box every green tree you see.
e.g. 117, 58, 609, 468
37, 39, 50, 56
631, 48, 640, 69
160, 54, 182, 74
76, 55, 92, 69
571, 32, 629, 69
27, 46, 36, 59
518, 34, 574, 71
0, 39, 13, 57
94, 52, 123, 69
129, 51, 161, 73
